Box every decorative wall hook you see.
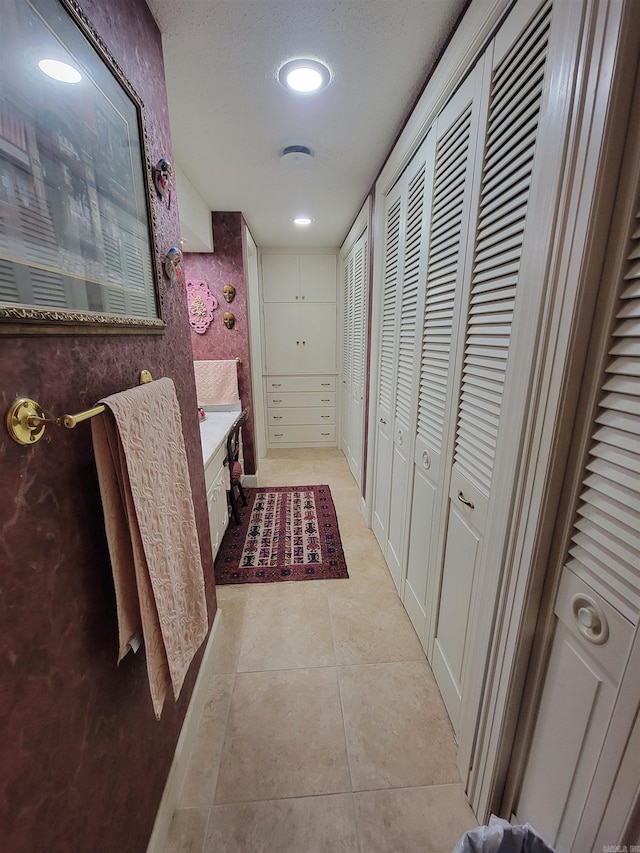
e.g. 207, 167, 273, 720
163, 246, 185, 288
153, 157, 173, 207
187, 279, 217, 334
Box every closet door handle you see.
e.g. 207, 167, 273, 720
457, 491, 474, 510
380, 418, 387, 425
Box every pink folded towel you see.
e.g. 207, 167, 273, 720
194, 359, 239, 405
92, 378, 208, 719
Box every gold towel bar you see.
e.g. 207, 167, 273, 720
6, 370, 153, 446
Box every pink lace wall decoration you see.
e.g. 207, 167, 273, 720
187, 279, 217, 334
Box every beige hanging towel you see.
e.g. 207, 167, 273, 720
91, 377, 208, 719
193, 359, 239, 405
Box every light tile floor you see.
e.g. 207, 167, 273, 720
164, 448, 477, 853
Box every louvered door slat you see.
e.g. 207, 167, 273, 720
565, 199, 640, 622
378, 197, 402, 413
454, 2, 551, 493
395, 165, 426, 428
352, 239, 366, 393
416, 105, 473, 448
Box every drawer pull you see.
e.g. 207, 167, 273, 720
272, 399, 282, 403
321, 399, 331, 402
321, 415, 330, 419
321, 432, 330, 436
274, 433, 284, 437
271, 383, 282, 388
273, 416, 283, 420
321, 383, 331, 386
457, 491, 474, 510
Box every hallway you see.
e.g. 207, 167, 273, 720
164, 448, 476, 852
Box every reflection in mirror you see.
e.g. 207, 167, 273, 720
0, 0, 164, 333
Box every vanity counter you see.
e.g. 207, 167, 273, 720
198, 410, 239, 467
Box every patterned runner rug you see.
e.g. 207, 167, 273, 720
214, 484, 349, 584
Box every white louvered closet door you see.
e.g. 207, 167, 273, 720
431, 0, 555, 733
371, 187, 404, 549
386, 135, 432, 591
516, 162, 640, 853
347, 232, 367, 486
341, 252, 354, 462
403, 67, 488, 648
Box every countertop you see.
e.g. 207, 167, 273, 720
198, 410, 239, 467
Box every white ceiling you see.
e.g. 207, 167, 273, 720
145, 0, 467, 249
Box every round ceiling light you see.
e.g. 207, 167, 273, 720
38, 58, 82, 83
278, 58, 331, 93
292, 216, 313, 227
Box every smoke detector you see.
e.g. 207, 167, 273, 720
280, 145, 314, 169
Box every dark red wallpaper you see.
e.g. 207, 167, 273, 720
0, 1, 217, 851
184, 212, 256, 474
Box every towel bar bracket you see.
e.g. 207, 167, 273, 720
6, 370, 154, 446
6, 398, 47, 445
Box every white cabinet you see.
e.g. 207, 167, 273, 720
204, 442, 228, 559
263, 303, 336, 374
262, 253, 336, 302
261, 252, 338, 447
265, 375, 336, 445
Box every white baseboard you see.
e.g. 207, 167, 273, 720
146, 607, 223, 853
243, 473, 258, 487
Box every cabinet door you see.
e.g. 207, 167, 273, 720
262, 254, 300, 301
263, 303, 299, 372
263, 303, 336, 374
299, 254, 336, 302
297, 303, 337, 373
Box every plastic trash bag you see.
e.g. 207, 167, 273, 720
453, 815, 555, 853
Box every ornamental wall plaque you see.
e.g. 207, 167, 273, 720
186, 279, 217, 334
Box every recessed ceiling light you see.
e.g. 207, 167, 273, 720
278, 59, 331, 94
38, 58, 82, 83
292, 217, 313, 227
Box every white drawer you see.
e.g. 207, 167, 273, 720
265, 376, 336, 392
204, 444, 226, 490
267, 391, 335, 408
269, 424, 336, 443
268, 407, 335, 426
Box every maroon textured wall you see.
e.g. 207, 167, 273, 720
184, 212, 256, 474
0, 2, 216, 851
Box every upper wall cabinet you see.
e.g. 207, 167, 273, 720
262, 254, 337, 302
